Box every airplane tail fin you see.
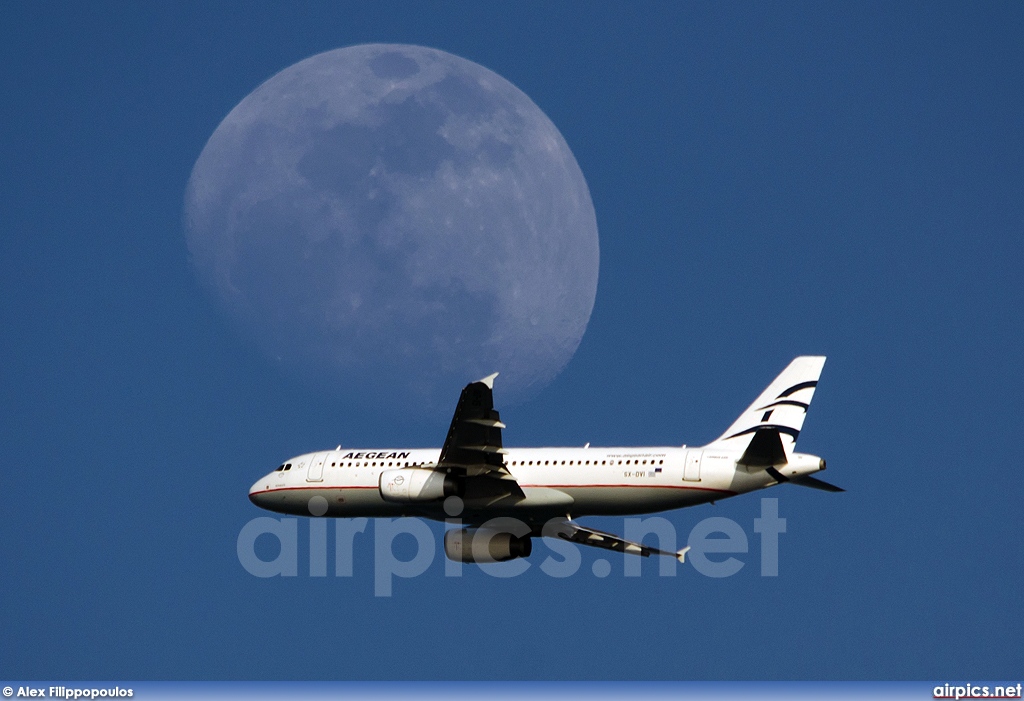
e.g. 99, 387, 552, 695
705, 356, 826, 457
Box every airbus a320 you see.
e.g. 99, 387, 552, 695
249, 356, 841, 564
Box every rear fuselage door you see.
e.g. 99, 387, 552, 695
684, 450, 703, 482
307, 451, 328, 482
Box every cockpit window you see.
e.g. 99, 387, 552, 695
275, 464, 285, 472
284, 463, 292, 471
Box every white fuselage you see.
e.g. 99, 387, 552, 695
248, 445, 825, 526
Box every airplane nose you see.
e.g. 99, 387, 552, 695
249, 478, 268, 507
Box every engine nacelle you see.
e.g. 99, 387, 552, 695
443, 528, 533, 563
378, 468, 459, 502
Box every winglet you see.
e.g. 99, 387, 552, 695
476, 372, 499, 389
676, 546, 691, 564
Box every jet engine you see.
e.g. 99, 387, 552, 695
378, 468, 460, 502
443, 528, 533, 563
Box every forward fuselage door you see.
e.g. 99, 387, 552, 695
684, 450, 703, 482
307, 451, 328, 482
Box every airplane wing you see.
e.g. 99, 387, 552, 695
438, 373, 518, 482
549, 518, 691, 563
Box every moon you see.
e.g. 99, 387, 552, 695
184, 44, 599, 409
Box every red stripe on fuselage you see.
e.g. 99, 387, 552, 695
523, 483, 737, 495
250, 484, 737, 498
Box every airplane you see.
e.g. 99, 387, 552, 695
248, 356, 841, 564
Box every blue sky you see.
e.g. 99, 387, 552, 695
2, 1, 1022, 681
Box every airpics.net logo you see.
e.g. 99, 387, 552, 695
236, 497, 788, 597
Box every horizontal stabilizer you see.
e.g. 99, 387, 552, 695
738, 428, 787, 468
766, 467, 844, 493
790, 475, 845, 492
